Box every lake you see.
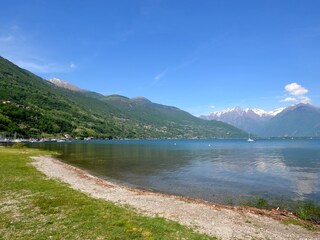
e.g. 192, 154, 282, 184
30, 139, 320, 206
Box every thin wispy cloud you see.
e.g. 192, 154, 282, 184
299, 96, 311, 104
70, 62, 77, 69
153, 69, 167, 83
0, 35, 14, 43
281, 82, 311, 104
0, 25, 77, 74
16, 60, 53, 73
281, 97, 297, 102
176, 57, 199, 70
16, 60, 75, 74
175, 31, 233, 72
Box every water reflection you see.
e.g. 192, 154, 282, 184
293, 172, 318, 200
30, 139, 320, 205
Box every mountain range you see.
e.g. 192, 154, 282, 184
0, 56, 246, 139
201, 104, 320, 137
200, 107, 284, 133
2, 56, 318, 139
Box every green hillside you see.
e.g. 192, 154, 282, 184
102, 95, 246, 138
257, 104, 320, 137
0, 56, 246, 139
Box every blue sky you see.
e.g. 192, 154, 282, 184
0, 0, 319, 116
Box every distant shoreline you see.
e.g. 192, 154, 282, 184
31, 155, 319, 240
1, 136, 319, 145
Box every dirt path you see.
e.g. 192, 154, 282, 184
31, 156, 319, 240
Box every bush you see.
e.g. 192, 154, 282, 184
295, 201, 320, 223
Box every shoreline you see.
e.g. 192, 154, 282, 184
31, 155, 319, 240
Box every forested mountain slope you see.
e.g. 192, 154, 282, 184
0, 56, 246, 139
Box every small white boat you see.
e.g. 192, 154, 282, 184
247, 134, 254, 142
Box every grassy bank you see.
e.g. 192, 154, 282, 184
243, 197, 320, 229
0, 147, 216, 240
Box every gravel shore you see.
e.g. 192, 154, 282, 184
31, 156, 319, 240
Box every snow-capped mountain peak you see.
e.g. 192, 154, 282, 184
200, 106, 286, 133
200, 103, 319, 137
214, 107, 241, 117
206, 106, 286, 119
268, 107, 286, 116
210, 107, 276, 118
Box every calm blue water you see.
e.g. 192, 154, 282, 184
30, 139, 320, 206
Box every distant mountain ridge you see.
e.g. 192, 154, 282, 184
257, 103, 320, 137
0, 56, 246, 139
200, 106, 285, 133
206, 106, 283, 119
49, 78, 85, 92
201, 104, 320, 137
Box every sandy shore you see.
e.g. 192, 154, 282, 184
31, 156, 319, 240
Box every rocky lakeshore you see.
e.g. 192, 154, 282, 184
31, 155, 320, 240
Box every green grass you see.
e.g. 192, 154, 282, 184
294, 201, 320, 223
0, 147, 216, 239
282, 218, 315, 231
242, 197, 320, 228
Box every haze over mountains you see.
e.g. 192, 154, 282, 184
0, 56, 246, 139
201, 104, 320, 137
